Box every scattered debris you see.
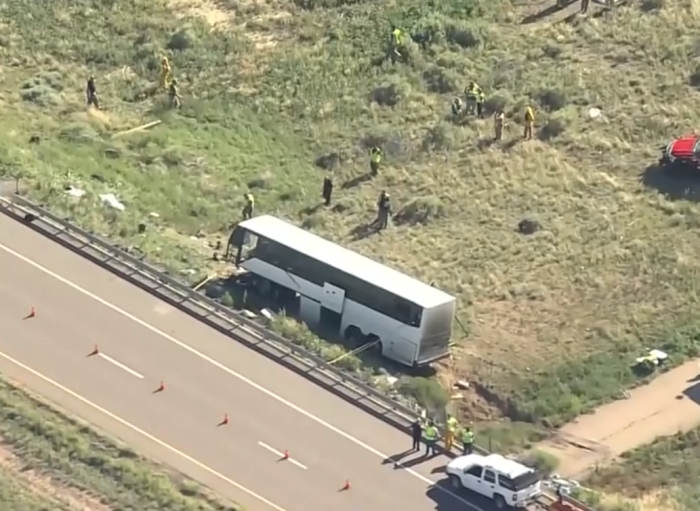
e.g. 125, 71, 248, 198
64, 185, 86, 198
29, 134, 40, 144
634, 349, 668, 372
148, 212, 160, 218
588, 107, 602, 119
99, 193, 125, 211
112, 120, 162, 138
454, 379, 470, 390
137, 222, 147, 234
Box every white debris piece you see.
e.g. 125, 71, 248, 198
65, 185, 86, 198
588, 107, 602, 119
99, 193, 125, 211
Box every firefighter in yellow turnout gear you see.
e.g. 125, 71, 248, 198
159, 55, 173, 89
390, 27, 406, 62
445, 415, 459, 451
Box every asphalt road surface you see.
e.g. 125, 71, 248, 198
0, 214, 499, 511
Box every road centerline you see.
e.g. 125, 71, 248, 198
258, 441, 308, 470
0, 347, 288, 511
98, 352, 144, 379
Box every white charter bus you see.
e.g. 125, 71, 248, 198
228, 215, 456, 367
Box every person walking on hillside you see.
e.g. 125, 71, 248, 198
524, 105, 535, 140
464, 81, 483, 115
322, 174, 333, 206
475, 89, 486, 119
580, 0, 590, 13
369, 146, 383, 177
494, 109, 505, 141
376, 191, 392, 230
86, 76, 99, 109
159, 55, 173, 89
451, 97, 463, 121
410, 420, 423, 451
242, 193, 255, 220
169, 79, 182, 109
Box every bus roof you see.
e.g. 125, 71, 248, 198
238, 215, 455, 309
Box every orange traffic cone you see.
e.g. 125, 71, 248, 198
153, 381, 165, 393
340, 479, 350, 491
87, 344, 99, 357
281, 449, 289, 460
23, 307, 36, 320
218, 414, 229, 427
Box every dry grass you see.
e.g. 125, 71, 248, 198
2, 0, 700, 430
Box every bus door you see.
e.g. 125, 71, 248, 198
320, 282, 345, 333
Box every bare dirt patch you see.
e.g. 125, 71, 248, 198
538, 359, 700, 478
168, 0, 233, 28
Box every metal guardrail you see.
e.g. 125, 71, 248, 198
0, 192, 597, 511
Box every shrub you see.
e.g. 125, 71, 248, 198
394, 196, 447, 225
398, 376, 449, 414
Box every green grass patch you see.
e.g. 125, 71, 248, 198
0, 464, 73, 511
581, 427, 700, 511
0, 378, 239, 511
4, 0, 700, 430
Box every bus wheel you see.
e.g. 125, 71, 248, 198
343, 326, 365, 348
366, 335, 383, 357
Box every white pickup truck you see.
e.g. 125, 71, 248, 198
445, 453, 542, 509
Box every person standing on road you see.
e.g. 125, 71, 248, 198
461, 426, 475, 455
411, 420, 423, 451
423, 421, 438, 456
445, 415, 458, 451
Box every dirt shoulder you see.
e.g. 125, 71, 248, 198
538, 359, 700, 478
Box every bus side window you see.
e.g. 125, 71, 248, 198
409, 306, 422, 327
396, 301, 411, 324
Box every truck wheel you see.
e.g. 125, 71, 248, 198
493, 494, 506, 509
448, 475, 462, 490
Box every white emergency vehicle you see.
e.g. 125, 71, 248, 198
228, 215, 456, 367
445, 453, 542, 509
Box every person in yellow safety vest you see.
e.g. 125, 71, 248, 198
461, 426, 475, 455
369, 146, 383, 176
494, 109, 505, 141
242, 193, 254, 220
464, 81, 483, 115
391, 27, 405, 59
445, 415, 458, 451
423, 421, 439, 456
524, 105, 535, 140
475, 90, 485, 119
159, 55, 173, 89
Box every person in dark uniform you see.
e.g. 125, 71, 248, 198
376, 191, 392, 230
322, 174, 333, 206
86, 76, 99, 109
411, 420, 423, 451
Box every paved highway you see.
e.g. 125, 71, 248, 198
0, 214, 493, 511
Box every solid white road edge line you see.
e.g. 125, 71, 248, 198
0, 241, 480, 511
98, 353, 144, 379
0, 348, 288, 511
258, 441, 308, 470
